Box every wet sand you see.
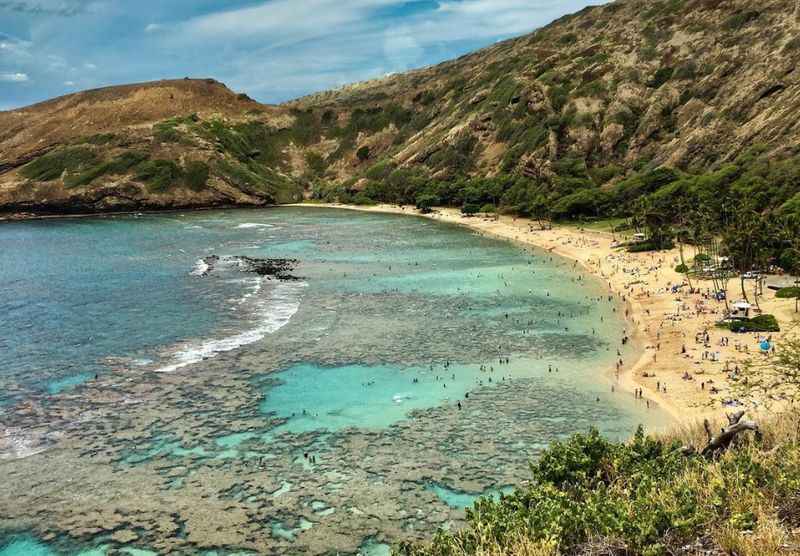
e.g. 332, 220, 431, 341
295, 203, 799, 425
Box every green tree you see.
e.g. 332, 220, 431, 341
356, 145, 371, 161
415, 193, 438, 214
779, 232, 800, 313
722, 204, 771, 307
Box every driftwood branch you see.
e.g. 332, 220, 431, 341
727, 410, 746, 426
703, 419, 713, 443
700, 410, 761, 458
679, 411, 761, 458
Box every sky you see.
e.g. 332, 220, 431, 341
0, 0, 600, 110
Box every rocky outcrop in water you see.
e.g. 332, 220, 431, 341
234, 256, 300, 280
195, 255, 300, 280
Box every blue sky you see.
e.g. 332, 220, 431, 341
0, 0, 600, 110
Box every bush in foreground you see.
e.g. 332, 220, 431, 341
398, 412, 800, 556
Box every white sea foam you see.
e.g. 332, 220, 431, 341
132, 358, 154, 366
1, 427, 48, 460
190, 258, 211, 276
392, 394, 413, 404
238, 277, 262, 305
237, 223, 273, 229
156, 280, 307, 373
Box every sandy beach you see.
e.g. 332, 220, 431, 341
294, 203, 799, 425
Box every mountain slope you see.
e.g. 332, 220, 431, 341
293, 0, 800, 177
0, 79, 308, 214
2, 0, 800, 216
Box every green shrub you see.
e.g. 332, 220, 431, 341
21, 147, 98, 181
462, 203, 481, 215
558, 32, 578, 45
548, 83, 571, 112
590, 164, 623, 184
214, 159, 300, 202
639, 43, 659, 61
153, 115, 199, 144
647, 67, 674, 89
673, 61, 697, 81
184, 161, 210, 191
783, 37, 800, 52
64, 151, 149, 188
724, 10, 759, 30
356, 146, 371, 161
415, 194, 438, 214
304, 152, 327, 177
400, 427, 711, 555
675, 263, 689, 273
198, 119, 292, 168
110, 151, 150, 173
719, 314, 780, 333
479, 203, 496, 214
365, 160, 396, 181
154, 125, 184, 144
400, 412, 800, 556
135, 160, 183, 192
353, 192, 375, 206
776, 287, 800, 299
82, 133, 116, 145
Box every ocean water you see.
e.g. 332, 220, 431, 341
0, 207, 667, 554
0, 213, 292, 402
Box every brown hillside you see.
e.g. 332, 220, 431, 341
3, 0, 800, 216
0, 79, 270, 164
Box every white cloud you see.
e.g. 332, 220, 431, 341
0, 35, 34, 60
383, 29, 424, 68
0, 72, 29, 82
46, 54, 68, 70
0, 0, 88, 16
411, 0, 600, 43
178, 0, 598, 102
0, 0, 603, 107
177, 0, 399, 43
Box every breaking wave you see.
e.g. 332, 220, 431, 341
190, 258, 211, 276
156, 279, 307, 373
236, 223, 273, 229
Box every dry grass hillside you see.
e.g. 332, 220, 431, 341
0, 78, 268, 163
2, 0, 800, 215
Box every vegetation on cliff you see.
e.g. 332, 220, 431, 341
3, 0, 800, 215
398, 410, 800, 556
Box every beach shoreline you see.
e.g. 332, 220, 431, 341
289, 202, 797, 426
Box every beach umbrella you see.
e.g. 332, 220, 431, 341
760, 340, 771, 352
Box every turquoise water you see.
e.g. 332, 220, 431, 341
0, 536, 55, 556
426, 482, 515, 509
0, 207, 666, 554
0, 536, 125, 556
0, 214, 281, 402
262, 362, 481, 433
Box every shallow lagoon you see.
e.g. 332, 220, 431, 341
0, 207, 667, 554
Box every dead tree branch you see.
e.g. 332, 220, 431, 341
700, 411, 761, 458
